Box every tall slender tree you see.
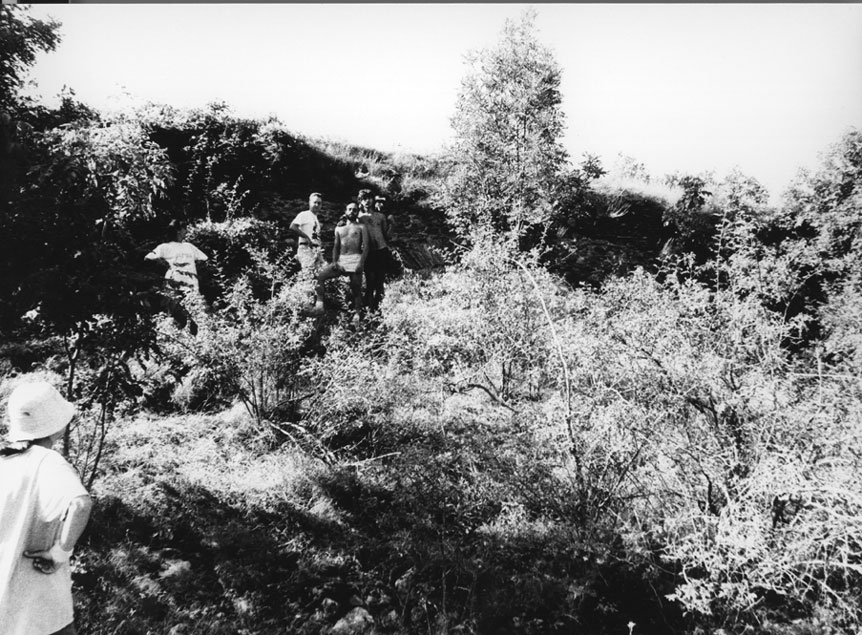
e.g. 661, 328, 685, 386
442, 9, 568, 244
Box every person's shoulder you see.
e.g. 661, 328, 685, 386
186, 242, 207, 256
37, 446, 85, 481
17, 444, 51, 463
31, 446, 71, 471
34, 446, 67, 463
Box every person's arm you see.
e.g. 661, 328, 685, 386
192, 244, 208, 261
358, 226, 370, 271
24, 494, 93, 574
381, 213, 391, 243
332, 229, 342, 264
57, 495, 92, 551
289, 222, 314, 244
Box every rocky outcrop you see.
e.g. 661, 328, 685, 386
329, 607, 374, 634
393, 240, 449, 270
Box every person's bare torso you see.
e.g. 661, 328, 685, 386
336, 222, 366, 259
360, 212, 388, 250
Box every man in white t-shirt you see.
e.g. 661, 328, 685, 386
1, 380, 93, 635
289, 192, 324, 272
145, 226, 208, 334
144, 227, 208, 293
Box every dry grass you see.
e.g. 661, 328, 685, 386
97, 408, 332, 516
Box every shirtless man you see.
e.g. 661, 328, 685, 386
315, 203, 369, 320
289, 192, 324, 273
357, 189, 393, 311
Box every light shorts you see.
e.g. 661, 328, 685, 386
337, 253, 362, 273
296, 244, 323, 271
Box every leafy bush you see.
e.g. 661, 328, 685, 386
549, 270, 862, 629
381, 252, 862, 629
184, 217, 296, 303
383, 236, 559, 405
156, 252, 317, 431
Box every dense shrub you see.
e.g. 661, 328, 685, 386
553, 271, 862, 629
383, 236, 561, 405
155, 251, 317, 430
184, 217, 296, 304
375, 251, 862, 631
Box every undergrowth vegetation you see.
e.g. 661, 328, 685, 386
1, 100, 859, 635
2, 6, 862, 634
45, 224, 861, 634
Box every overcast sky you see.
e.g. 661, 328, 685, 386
24, 3, 862, 203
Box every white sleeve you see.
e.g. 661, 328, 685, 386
36, 451, 89, 522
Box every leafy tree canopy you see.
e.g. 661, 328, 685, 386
442, 9, 568, 244
0, 6, 61, 113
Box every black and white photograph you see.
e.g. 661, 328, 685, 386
2, 3, 862, 634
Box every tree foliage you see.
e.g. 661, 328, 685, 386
0, 6, 60, 113
442, 9, 568, 243
140, 103, 361, 226
0, 6, 61, 226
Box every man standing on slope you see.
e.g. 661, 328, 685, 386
357, 189, 394, 312
145, 224, 208, 333
289, 192, 324, 273
315, 202, 369, 321
374, 194, 402, 275
145, 224, 208, 293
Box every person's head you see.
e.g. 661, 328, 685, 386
374, 195, 387, 212
345, 202, 359, 222
6, 381, 75, 445
169, 220, 187, 242
357, 189, 373, 211
309, 192, 323, 213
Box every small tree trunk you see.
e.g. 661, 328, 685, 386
62, 325, 83, 457
86, 402, 111, 489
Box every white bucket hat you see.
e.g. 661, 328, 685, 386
7, 381, 76, 442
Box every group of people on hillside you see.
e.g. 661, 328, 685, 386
0, 191, 401, 634
144, 189, 400, 325
289, 189, 399, 321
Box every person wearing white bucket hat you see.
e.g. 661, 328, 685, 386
0, 380, 93, 635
